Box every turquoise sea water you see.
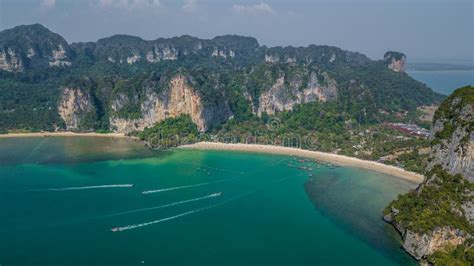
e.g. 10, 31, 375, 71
408, 70, 473, 95
0, 137, 417, 265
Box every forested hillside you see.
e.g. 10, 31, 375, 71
0, 24, 444, 134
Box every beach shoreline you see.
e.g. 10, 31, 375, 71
0, 131, 135, 139
0, 134, 425, 183
180, 142, 425, 183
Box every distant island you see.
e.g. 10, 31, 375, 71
407, 62, 474, 72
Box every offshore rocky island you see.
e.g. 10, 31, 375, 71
1, 24, 473, 265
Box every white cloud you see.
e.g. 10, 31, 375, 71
98, 0, 162, 10
232, 2, 276, 15
182, 0, 198, 13
40, 0, 56, 9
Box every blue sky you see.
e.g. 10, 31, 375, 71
1, 0, 473, 63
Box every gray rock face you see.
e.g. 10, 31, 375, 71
256, 71, 337, 116
77, 34, 258, 66
58, 88, 95, 130
461, 200, 474, 224
402, 228, 470, 260
109, 75, 232, 133
0, 47, 24, 72
384, 87, 474, 262
384, 207, 472, 260
0, 24, 73, 72
428, 96, 474, 182
384, 51, 406, 72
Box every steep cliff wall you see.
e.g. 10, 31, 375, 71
257, 71, 337, 116
0, 47, 24, 72
384, 86, 474, 264
401, 227, 469, 260
428, 91, 473, 181
109, 75, 232, 133
58, 88, 95, 130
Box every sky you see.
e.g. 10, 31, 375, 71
0, 0, 473, 63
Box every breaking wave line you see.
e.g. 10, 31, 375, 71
44, 184, 133, 191
111, 191, 256, 232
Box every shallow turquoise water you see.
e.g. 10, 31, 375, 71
0, 137, 417, 265
408, 70, 473, 95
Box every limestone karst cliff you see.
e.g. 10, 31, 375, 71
0, 24, 72, 72
0, 24, 444, 133
256, 71, 337, 116
428, 89, 473, 181
384, 86, 474, 264
384, 51, 406, 72
47, 64, 343, 134
58, 88, 96, 130
109, 75, 232, 133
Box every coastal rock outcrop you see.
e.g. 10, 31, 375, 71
401, 227, 469, 260
384, 51, 406, 72
384, 86, 474, 264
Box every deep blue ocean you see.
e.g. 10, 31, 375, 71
408, 70, 473, 95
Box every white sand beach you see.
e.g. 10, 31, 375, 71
181, 142, 425, 183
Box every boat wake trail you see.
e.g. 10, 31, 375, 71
8, 193, 222, 232
142, 178, 234, 194
142, 182, 210, 194
111, 191, 255, 232
103, 192, 222, 218
111, 207, 207, 232
42, 184, 134, 191
22, 138, 49, 163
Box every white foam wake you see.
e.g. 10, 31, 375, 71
104, 192, 222, 218
111, 191, 255, 232
142, 178, 235, 194
111, 207, 206, 232
46, 184, 133, 191
142, 182, 210, 194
